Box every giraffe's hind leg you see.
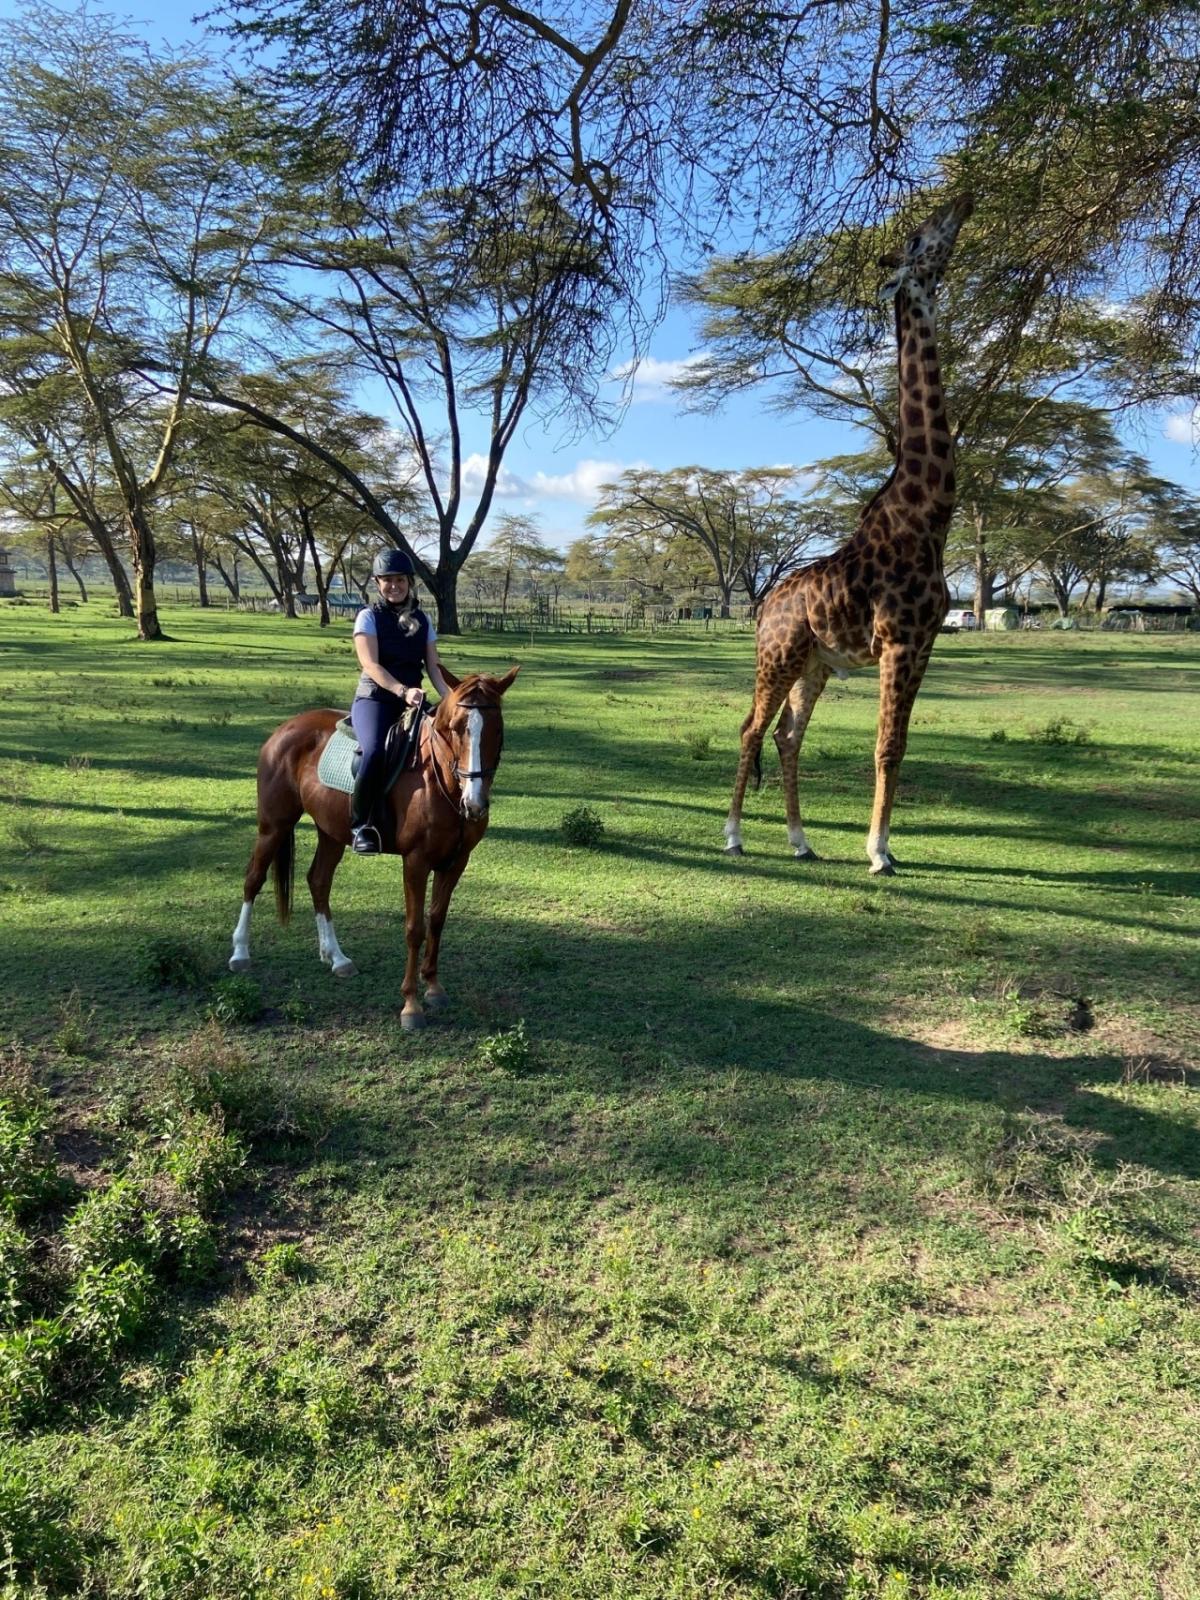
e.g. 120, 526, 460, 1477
724, 656, 800, 855
774, 659, 831, 860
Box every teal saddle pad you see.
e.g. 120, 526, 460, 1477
316, 721, 359, 795
316, 713, 421, 796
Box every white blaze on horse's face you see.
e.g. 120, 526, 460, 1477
461, 708, 487, 820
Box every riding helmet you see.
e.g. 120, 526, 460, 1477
372, 548, 416, 579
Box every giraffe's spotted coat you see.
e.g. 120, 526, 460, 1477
724, 195, 974, 874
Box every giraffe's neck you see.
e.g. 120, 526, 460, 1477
888, 290, 955, 528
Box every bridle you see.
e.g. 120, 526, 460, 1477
425, 699, 505, 812
450, 700, 504, 784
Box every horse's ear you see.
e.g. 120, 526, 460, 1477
494, 664, 520, 695
440, 666, 461, 690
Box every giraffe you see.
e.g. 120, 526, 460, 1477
724, 193, 973, 875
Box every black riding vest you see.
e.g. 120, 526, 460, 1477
355, 603, 430, 701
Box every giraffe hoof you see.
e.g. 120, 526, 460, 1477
423, 989, 450, 1011
400, 1010, 427, 1031
870, 861, 897, 877
332, 960, 357, 978
793, 848, 820, 862
228, 956, 250, 973
723, 843, 744, 857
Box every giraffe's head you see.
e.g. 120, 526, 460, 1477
879, 193, 974, 315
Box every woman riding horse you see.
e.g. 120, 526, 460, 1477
350, 548, 452, 854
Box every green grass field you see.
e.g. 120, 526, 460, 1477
1, 601, 1198, 1599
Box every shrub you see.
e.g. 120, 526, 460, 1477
480, 1019, 533, 1074
164, 1115, 247, 1211
137, 935, 205, 990
61, 1177, 163, 1273
209, 974, 262, 1026
1028, 715, 1091, 747
0, 1099, 64, 1220
63, 1258, 154, 1358
0, 1214, 33, 1325
0, 1318, 67, 1426
0, 1464, 82, 1589
684, 730, 713, 760
560, 804, 605, 847
253, 1241, 309, 1287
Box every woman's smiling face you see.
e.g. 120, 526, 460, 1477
376, 573, 410, 603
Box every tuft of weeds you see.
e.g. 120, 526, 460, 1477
252, 1241, 310, 1287
51, 990, 94, 1057
1028, 714, 1091, 747
63, 752, 91, 774
479, 1018, 534, 1074
7, 815, 49, 856
560, 805, 605, 847
136, 935, 206, 990
683, 729, 714, 760
209, 973, 263, 1026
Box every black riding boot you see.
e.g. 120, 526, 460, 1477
350, 772, 383, 855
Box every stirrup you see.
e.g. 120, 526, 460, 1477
351, 825, 382, 855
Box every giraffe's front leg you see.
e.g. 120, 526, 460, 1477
867, 644, 926, 874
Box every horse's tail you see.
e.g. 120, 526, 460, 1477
272, 822, 296, 926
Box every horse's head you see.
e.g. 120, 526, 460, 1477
434, 666, 519, 821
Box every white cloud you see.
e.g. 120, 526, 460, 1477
1164, 408, 1198, 446
608, 352, 710, 403
528, 457, 649, 504
461, 453, 531, 497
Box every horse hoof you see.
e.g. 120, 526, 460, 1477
228, 956, 250, 973
423, 990, 450, 1011
332, 960, 357, 978
401, 1010, 427, 1031
793, 848, 820, 862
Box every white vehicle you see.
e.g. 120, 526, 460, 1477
942, 608, 977, 631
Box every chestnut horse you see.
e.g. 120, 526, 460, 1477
229, 667, 518, 1030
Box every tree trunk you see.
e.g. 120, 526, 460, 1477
190, 529, 210, 607
58, 538, 88, 602
47, 532, 60, 614
430, 565, 462, 634
971, 513, 995, 625
212, 554, 239, 599
89, 520, 133, 617
1094, 574, 1109, 613
127, 502, 164, 640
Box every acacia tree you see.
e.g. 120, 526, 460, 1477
204, 180, 619, 631
0, 4, 277, 640
589, 467, 824, 615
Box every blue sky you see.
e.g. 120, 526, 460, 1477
9, 0, 1200, 553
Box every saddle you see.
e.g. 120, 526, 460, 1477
316, 705, 424, 796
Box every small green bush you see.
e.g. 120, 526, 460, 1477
209, 973, 262, 1026
560, 805, 605, 847
0, 1214, 33, 1325
137, 935, 205, 989
684, 730, 713, 760
253, 1241, 309, 1287
480, 1019, 533, 1074
0, 1099, 64, 1220
62, 1177, 163, 1273
0, 1464, 82, 1589
0, 1318, 67, 1426
64, 1258, 154, 1358
164, 1115, 247, 1211
1028, 715, 1091, 747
